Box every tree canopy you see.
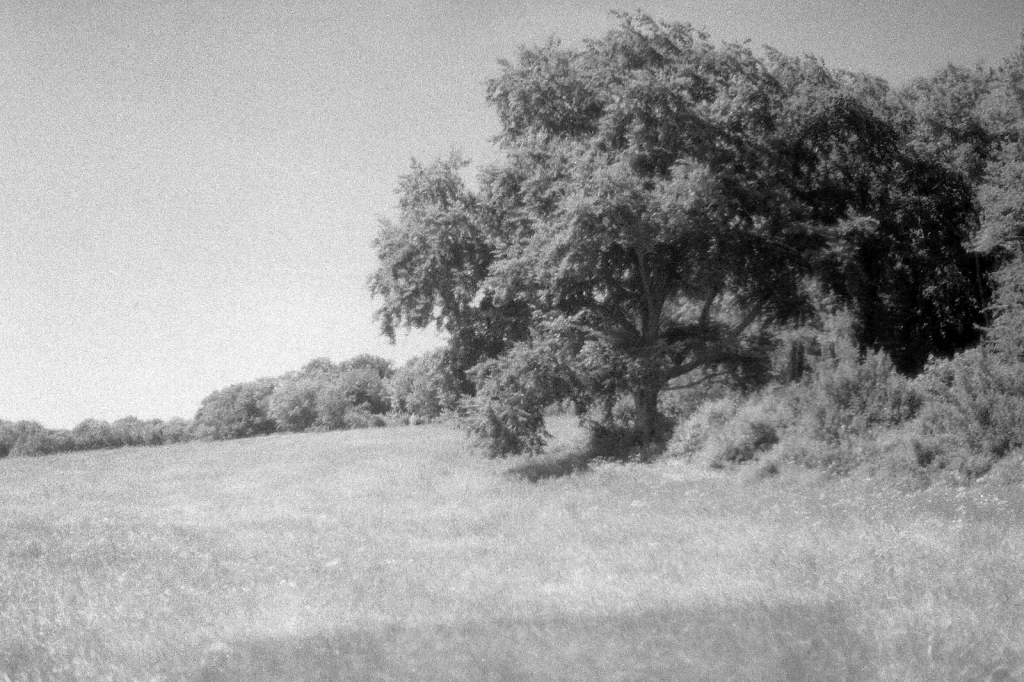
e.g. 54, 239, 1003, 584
371, 14, 993, 452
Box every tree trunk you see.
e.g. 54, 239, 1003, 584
633, 384, 661, 447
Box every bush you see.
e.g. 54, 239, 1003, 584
713, 421, 780, 466
667, 310, 924, 474
664, 397, 740, 461
798, 349, 922, 443
915, 349, 1024, 474
461, 339, 576, 457
697, 393, 792, 469
337, 405, 387, 430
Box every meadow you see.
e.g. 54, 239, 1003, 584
2, 421, 1022, 681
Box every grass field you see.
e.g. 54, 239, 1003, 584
2, 420, 1023, 681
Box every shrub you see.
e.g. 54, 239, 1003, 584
669, 310, 923, 474
796, 348, 923, 443
713, 421, 780, 467
664, 397, 740, 461
697, 392, 794, 469
337, 405, 387, 430
461, 339, 577, 457
915, 349, 1024, 473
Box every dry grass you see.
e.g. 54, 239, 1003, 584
2, 420, 1023, 680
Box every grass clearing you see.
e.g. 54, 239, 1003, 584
2, 420, 1023, 680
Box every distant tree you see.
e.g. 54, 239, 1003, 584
337, 354, 395, 379
389, 349, 462, 421
71, 418, 118, 450
313, 382, 354, 430
194, 379, 277, 440
6, 421, 69, 457
157, 417, 195, 444
267, 378, 322, 432
331, 368, 390, 415
0, 420, 17, 458
300, 357, 339, 377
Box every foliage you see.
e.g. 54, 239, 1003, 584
194, 379, 277, 440
3, 421, 67, 457
270, 366, 392, 433
987, 255, 1024, 361
460, 334, 578, 456
0, 421, 16, 458
369, 154, 530, 392
664, 396, 741, 461
334, 405, 387, 430
794, 333, 923, 444
0, 416, 197, 457
388, 350, 461, 422
267, 378, 322, 432
973, 37, 1024, 255
329, 368, 391, 416
667, 309, 924, 476
712, 421, 779, 467
372, 14, 991, 454
916, 349, 1024, 470
312, 381, 354, 431
902, 64, 996, 185
1, 351, 401, 456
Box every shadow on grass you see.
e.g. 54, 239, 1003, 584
192, 601, 880, 682
505, 451, 591, 482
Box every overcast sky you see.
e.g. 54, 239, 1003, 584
1, 0, 1022, 428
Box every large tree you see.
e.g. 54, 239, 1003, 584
372, 14, 988, 450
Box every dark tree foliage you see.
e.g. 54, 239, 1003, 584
372, 14, 993, 451
768, 53, 988, 373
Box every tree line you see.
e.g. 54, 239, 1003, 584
0, 352, 458, 458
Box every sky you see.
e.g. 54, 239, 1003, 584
1, 0, 1022, 428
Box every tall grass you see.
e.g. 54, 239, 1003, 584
1, 423, 1022, 680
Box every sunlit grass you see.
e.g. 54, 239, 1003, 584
2, 421, 1022, 680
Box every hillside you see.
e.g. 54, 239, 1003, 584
2, 423, 1023, 681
